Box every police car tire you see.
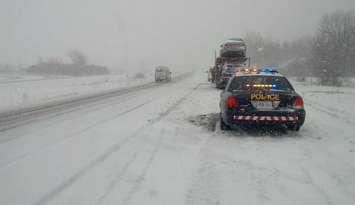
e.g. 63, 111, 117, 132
288, 124, 300, 131
220, 118, 231, 130
294, 126, 300, 131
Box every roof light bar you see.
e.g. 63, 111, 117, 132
252, 84, 274, 88
259, 66, 278, 73
235, 66, 279, 75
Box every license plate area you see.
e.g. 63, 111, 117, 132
250, 92, 280, 110
251, 101, 280, 110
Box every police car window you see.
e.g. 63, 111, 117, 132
228, 76, 294, 92
231, 42, 245, 46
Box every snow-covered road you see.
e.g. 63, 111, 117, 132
0, 72, 354, 205
0, 74, 153, 113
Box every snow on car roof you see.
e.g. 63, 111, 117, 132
225, 39, 244, 43
228, 38, 244, 42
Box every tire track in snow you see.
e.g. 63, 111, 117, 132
34, 127, 144, 205
120, 129, 164, 205
148, 83, 201, 124
294, 104, 355, 202
0, 72, 193, 134
34, 82, 201, 205
32, 101, 153, 205
295, 126, 355, 201
300, 167, 334, 205
185, 133, 222, 205
234, 160, 281, 204
186, 124, 285, 205
0, 76, 69, 84
0, 99, 151, 169
305, 101, 355, 144
98, 84, 202, 205
305, 101, 354, 126
0, 82, 158, 133
0, 90, 140, 144
0, 80, 182, 168
95, 139, 146, 205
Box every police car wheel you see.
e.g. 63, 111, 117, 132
220, 118, 231, 130
287, 124, 300, 131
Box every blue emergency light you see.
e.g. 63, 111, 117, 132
259, 66, 278, 73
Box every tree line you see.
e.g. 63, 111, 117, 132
28, 50, 110, 76
244, 10, 355, 86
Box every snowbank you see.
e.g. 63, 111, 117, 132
292, 80, 355, 125
0, 74, 153, 113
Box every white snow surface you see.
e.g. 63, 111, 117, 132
0, 74, 153, 113
0, 72, 354, 205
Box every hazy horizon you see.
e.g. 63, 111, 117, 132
1, 0, 355, 70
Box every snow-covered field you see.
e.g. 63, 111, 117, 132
0, 74, 153, 113
0, 72, 354, 205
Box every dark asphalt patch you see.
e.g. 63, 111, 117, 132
188, 113, 219, 132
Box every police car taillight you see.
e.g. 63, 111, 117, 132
293, 96, 304, 108
226, 96, 239, 108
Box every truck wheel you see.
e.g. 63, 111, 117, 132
216, 83, 224, 90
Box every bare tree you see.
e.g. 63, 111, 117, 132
311, 10, 355, 86
244, 32, 284, 67
244, 32, 265, 65
68, 50, 87, 65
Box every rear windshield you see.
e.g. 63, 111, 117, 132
228, 76, 294, 92
230, 42, 245, 46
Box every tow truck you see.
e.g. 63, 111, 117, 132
219, 67, 306, 131
213, 56, 248, 89
211, 38, 249, 89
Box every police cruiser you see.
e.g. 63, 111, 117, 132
219, 67, 306, 131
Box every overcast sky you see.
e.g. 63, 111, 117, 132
1, 0, 355, 70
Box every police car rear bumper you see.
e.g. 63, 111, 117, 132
223, 109, 306, 126
233, 115, 298, 121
